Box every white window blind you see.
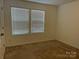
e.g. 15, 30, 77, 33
31, 10, 45, 33
11, 7, 29, 35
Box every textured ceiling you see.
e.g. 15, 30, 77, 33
27, 0, 75, 5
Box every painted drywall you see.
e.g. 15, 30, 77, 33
56, 0, 79, 48
4, 0, 57, 46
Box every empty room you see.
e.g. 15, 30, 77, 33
0, 0, 79, 59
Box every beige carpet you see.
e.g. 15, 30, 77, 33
4, 40, 79, 59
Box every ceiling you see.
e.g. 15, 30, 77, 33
27, 0, 76, 5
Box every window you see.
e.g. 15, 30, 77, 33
31, 10, 45, 33
11, 7, 29, 35
11, 7, 45, 35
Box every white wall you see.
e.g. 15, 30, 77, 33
57, 0, 79, 48
5, 0, 57, 46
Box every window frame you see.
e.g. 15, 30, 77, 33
10, 7, 46, 36
30, 9, 45, 34
11, 7, 30, 36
